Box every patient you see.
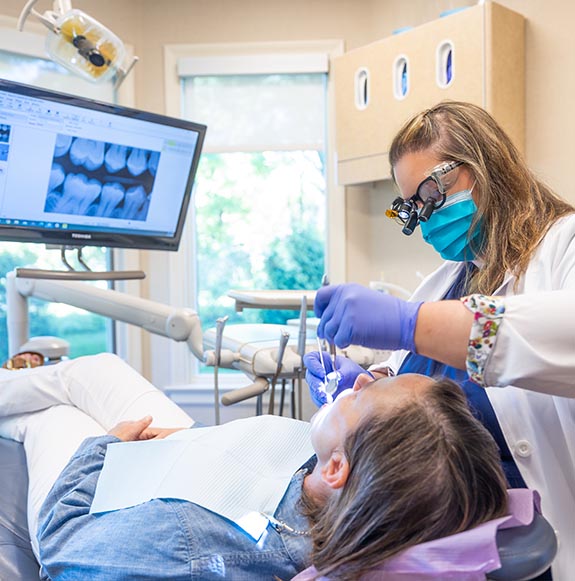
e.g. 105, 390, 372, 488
0, 353, 507, 580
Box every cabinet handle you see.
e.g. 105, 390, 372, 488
436, 41, 454, 88
354, 68, 370, 110
393, 55, 409, 100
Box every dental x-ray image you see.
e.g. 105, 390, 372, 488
0, 124, 10, 143
45, 134, 160, 220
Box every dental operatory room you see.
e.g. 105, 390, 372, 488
0, 0, 574, 579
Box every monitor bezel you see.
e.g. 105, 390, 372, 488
0, 78, 206, 251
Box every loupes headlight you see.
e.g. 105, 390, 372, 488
397, 199, 415, 221
386, 160, 463, 235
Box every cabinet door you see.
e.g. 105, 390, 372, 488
334, 39, 393, 164
383, 5, 485, 147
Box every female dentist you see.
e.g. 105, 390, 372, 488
305, 101, 575, 580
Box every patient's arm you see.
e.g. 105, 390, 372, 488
107, 416, 154, 441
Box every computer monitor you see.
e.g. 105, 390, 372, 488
0, 78, 206, 251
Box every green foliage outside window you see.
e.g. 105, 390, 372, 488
195, 150, 326, 330
0, 244, 108, 362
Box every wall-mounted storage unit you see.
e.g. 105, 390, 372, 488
334, 1, 525, 185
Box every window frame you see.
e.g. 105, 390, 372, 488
155, 40, 345, 390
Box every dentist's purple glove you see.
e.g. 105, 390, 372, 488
303, 351, 373, 407
315, 283, 423, 351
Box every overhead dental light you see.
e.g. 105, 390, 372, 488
17, 0, 138, 87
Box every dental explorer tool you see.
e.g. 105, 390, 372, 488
318, 274, 340, 400
316, 335, 339, 403
213, 315, 229, 425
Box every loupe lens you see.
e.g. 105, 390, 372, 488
417, 178, 443, 206
402, 211, 419, 235
419, 198, 436, 222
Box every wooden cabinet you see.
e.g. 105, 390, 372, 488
334, 2, 525, 185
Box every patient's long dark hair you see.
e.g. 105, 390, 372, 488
301, 378, 508, 581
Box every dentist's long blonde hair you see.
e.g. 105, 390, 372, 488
389, 101, 574, 294
300, 378, 508, 581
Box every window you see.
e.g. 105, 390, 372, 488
0, 33, 116, 361
182, 73, 326, 331
158, 41, 344, 388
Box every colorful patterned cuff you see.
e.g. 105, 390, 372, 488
460, 294, 506, 386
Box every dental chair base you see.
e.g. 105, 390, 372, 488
0, 438, 41, 581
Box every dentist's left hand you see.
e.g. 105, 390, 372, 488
304, 352, 372, 407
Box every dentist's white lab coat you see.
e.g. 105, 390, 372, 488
373, 214, 575, 580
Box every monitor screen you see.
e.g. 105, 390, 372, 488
0, 79, 206, 251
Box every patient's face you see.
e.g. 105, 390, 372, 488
309, 373, 433, 463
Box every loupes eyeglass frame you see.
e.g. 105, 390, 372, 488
386, 160, 463, 235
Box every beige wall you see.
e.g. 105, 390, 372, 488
345, 0, 575, 291
2, 0, 573, 293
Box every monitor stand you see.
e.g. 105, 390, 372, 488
15, 246, 145, 281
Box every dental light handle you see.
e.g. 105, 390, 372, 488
296, 296, 308, 419
214, 316, 228, 367
268, 330, 290, 415
212, 316, 229, 425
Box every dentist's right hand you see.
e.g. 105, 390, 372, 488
315, 283, 423, 351
304, 351, 372, 407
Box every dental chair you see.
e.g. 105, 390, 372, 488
0, 276, 558, 580
0, 436, 558, 580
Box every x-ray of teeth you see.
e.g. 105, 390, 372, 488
0, 124, 10, 143
95, 182, 125, 217
127, 148, 148, 176
54, 134, 73, 157
49, 163, 65, 192
105, 144, 128, 174
84, 140, 106, 172
123, 185, 147, 219
44, 191, 61, 213
134, 196, 150, 221
45, 133, 159, 221
148, 151, 159, 176
69, 137, 89, 167
51, 173, 102, 215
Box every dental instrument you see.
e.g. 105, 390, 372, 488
213, 315, 229, 425
318, 274, 341, 401
315, 336, 340, 404
294, 296, 308, 420
267, 330, 290, 415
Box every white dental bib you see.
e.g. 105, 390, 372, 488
90, 415, 314, 540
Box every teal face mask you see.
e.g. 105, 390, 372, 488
419, 189, 482, 261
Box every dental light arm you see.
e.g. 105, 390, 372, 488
17, 0, 138, 87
